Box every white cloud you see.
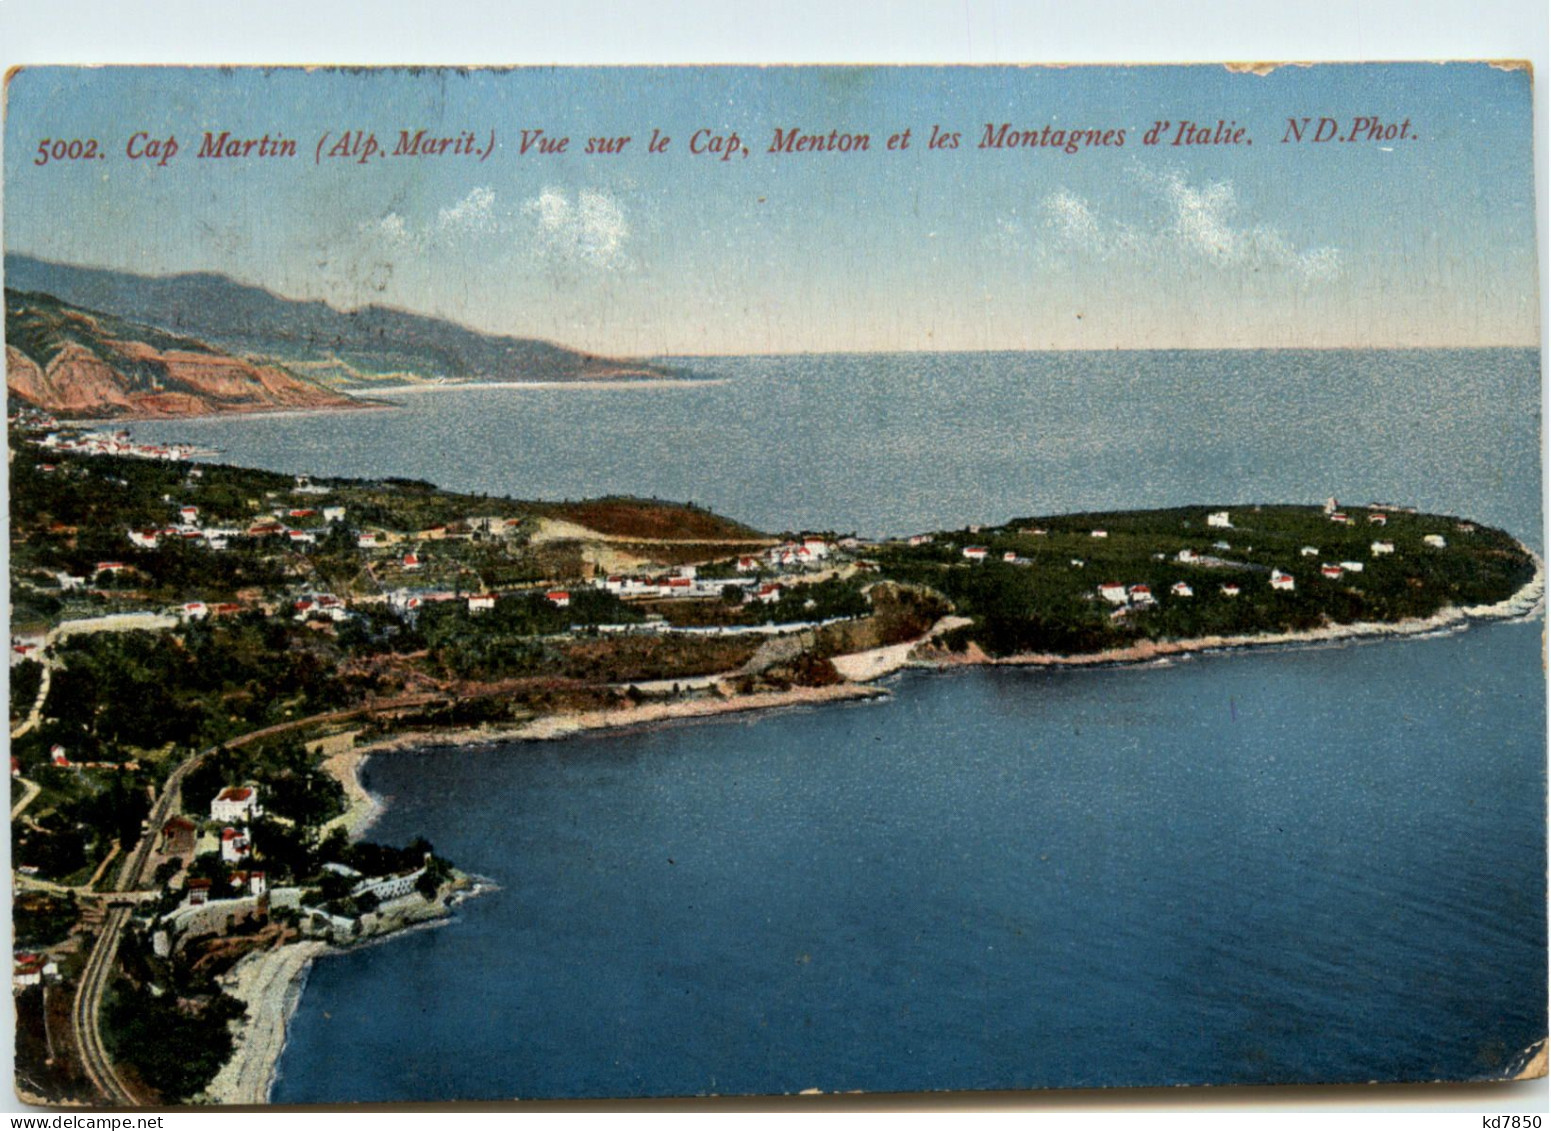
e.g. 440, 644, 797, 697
522, 186, 629, 268
435, 186, 498, 235
1034, 169, 1340, 283
367, 211, 415, 248
357, 185, 507, 250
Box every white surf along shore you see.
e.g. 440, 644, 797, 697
202, 553, 1543, 1104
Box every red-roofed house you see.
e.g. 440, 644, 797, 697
220, 827, 252, 863
546, 590, 571, 608
210, 785, 259, 823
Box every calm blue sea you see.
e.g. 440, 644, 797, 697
133, 349, 1546, 1101
131, 349, 1542, 541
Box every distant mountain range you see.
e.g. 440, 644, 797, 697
4, 254, 676, 397
6, 288, 360, 419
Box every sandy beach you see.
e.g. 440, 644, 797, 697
314, 732, 382, 839
201, 941, 328, 1106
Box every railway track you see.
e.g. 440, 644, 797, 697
67, 694, 443, 1104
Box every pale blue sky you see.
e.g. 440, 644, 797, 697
3, 63, 1538, 354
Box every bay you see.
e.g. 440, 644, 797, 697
131, 349, 1545, 1100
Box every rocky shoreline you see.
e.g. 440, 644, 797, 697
917, 544, 1544, 672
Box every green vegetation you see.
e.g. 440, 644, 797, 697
13, 891, 80, 949
874, 505, 1534, 657
10, 658, 42, 721
102, 934, 248, 1102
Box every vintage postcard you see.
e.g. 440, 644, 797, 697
3, 63, 1544, 1106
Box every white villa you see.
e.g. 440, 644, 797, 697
1206, 511, 1232, 528
1270, 570, 1295, 591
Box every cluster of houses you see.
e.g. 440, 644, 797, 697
34, 428, 207, 463
129, 497, 349, 554
760, 537, 833, 570
158, 779, 437, 952
599, 564, 751, 601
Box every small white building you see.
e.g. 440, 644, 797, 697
735, 557, 761, 573
1371, 541, 1396, 556
1070, 559, 1085, 569
1171, 581, 1193, 598
1098, 582, 1128, 605
1178, 549, 1200, 563
1220, 583, 1241, 597
1423, 534, 1447, 548
1340, 561, 1365, 573
179, 601, 209, 621
210, 785, 260, 823
1206, 511, 1232, 528
1090, 530, 1108, 539
546, 590, 571, 608
128, 529, 160, 549
468, 594, 496, 613
1270, 570, 1295, 591
1300, 546, 1320, 557
1128, 584, 1155, 605
962, 547, 988, 561
755, 583, 782, 604
323, 506, 347, 523
353, 865, 428, 903
1321, 564, 1344, 579
220, 827, 252, 864
1367, 512, 1388, 526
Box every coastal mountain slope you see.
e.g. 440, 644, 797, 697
5, 288, 358, 418
4, 254, 676, 389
